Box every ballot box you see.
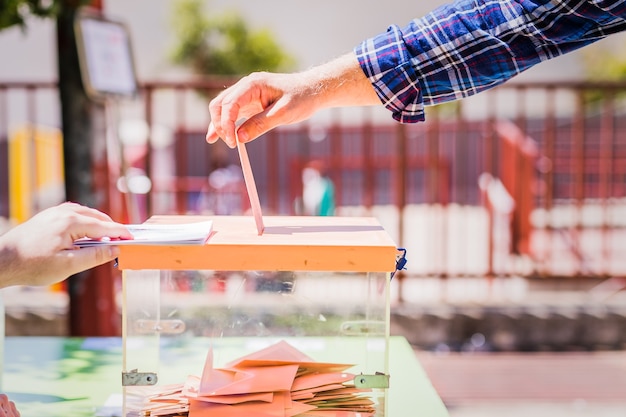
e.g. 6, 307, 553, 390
117, 215, 399, 417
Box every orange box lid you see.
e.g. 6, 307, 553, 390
118, 215, 397, 272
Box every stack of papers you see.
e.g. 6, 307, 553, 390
140, 340, 377, 416
73, 220, 213, 247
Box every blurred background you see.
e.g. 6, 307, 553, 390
1, 1, 626, 416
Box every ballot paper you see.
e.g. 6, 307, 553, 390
73, 219, 213, 247
140, 340, 377, 417
236, 135, 265, 235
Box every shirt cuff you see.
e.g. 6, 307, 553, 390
354, 24, 426, 123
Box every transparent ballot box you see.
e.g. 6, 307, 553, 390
118, 215, 398, 417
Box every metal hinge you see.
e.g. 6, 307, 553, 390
133, 319, 186, 335
122, 369, 158, 386
353, 372, 390, 389
340, 320, 387, 336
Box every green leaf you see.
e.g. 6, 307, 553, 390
169, 0, 296, 76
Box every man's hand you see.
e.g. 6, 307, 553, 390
206, 52, 380, 147
206, 71, 321, 148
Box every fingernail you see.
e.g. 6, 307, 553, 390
205, 123, 214, 142
109, 246, 120, 258
238, 130, 249, 142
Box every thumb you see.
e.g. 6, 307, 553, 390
64, 246, 120, 276
236, 108, 283, 143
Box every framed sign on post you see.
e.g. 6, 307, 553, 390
74, 9, 138, 100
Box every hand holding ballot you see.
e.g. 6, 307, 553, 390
74, 219, 214, 247
206, 54, 378, 148
0, 202, 132, 288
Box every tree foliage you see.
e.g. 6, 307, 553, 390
580, 40, 626, 104
1, 0, 57, 30
581, 45, 626, 82
170, 0, 296, 76
0, 0, 75, 31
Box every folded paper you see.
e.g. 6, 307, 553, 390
74, 219, 213, 246
140, 340, 377, 417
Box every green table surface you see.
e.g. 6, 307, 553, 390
3, 336, 448, 417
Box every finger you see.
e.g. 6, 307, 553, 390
54, 202, 118, 226
8, 401, 19, 417
208, 92, 230, 146
95, 223, 134, 240
215, 81, 262, 148
209, 76, 270, 147
0, 396, 12, 417
205, 121, 231, 146
205, 122, 218, 144
61, 245, 120, 276
236, 112, 272, 143
55, 204, 131, 240
217, 97, 240, 148
67, 219, 133, 242
236, 101, 288, 143
63, 202, 116, 222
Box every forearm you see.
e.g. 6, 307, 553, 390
0, 236, 28, 288
301, 52, 381, 111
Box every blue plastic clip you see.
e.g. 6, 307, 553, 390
391, 248, 407, 279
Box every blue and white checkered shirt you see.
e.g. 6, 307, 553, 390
355, 0, 626, 123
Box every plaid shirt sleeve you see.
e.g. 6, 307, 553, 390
355, 0, 626, 123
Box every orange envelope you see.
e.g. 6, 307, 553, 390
291, 391, 316, 400
225, 340, 314, 368
148, 394, 186, 403
291, 373, 355, 392
195, 392, 274, 405
144, 402, 189, 416
198, 344, 299, 396
199, 365, 299, 396
190, 402, 275, 417
199, 346, 239, 395
302, 389, 369, 402
307, 395, 375, 404
295, 363, 354, 376
303, 387, 365, 397
298, 410, 374, 417
225, 341, 354, 375
293, 384, 347, 396
183, 375, 201, 397
145, 383, 184, 399
189, 391, 316, 417
143, 341, 375, 417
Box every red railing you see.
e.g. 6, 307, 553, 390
3, 79, 626, 282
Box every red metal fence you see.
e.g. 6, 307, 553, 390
3, 79, 626, 281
